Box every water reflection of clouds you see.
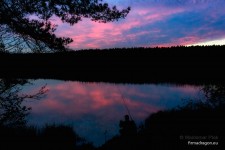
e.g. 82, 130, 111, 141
29, 82, 159, 121
26, 80, 200, 146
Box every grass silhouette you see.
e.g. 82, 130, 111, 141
0, 124, 95, 150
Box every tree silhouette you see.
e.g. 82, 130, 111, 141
202, 84, 225, 108
0, 79, 48, 127
0, 0, 130, 53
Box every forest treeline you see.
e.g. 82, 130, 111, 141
1, 46, 225, 84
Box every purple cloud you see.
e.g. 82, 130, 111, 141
54, 0, 225, 49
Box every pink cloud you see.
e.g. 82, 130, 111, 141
28, 1, 225, 50
158, 36, 203, 47
53, 4, 187, 50
144, 7, 184, 23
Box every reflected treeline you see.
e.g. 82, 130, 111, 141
99, 84, 225, 150
0, 79, 94, 150
1, 46, 225, 85
1, 78, 225, 149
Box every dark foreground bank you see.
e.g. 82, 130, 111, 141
1, 46, 225, 84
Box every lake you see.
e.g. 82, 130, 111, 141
20, 79, 202, 146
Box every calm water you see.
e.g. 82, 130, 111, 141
22, 79, 201, 146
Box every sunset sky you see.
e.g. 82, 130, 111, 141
54, 0, 225, 50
